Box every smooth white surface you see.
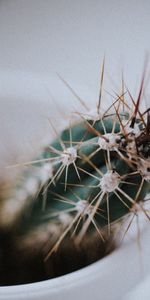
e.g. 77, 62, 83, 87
123, 275, 150, 300
0, 0, 150, 93
0, 1, 150, 299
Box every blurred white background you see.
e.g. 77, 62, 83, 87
0, 1, 150, 299
0, 0, 150, 88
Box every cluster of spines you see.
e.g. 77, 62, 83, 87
2, 64, 150, 260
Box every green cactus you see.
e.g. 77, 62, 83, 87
0, 69, 150, 283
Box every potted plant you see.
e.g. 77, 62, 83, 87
0, 66, 149, 299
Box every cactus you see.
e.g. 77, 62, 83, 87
0, 67, 150, 283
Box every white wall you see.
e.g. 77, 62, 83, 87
0, 0, 150, 91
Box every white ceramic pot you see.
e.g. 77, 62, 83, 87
0, 71, 150, 300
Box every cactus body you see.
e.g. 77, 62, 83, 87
1, 101, 149, 261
